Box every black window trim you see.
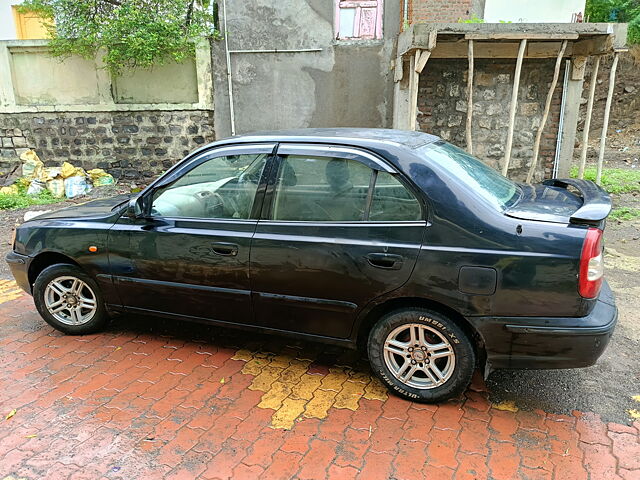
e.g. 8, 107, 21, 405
259, 143, 427, 224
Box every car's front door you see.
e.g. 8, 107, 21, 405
249, 144, 427, 338
109, 143, 275, 324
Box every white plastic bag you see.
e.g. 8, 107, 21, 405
64, 176, 90, 198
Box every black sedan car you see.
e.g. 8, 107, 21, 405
6, 128, 617, 402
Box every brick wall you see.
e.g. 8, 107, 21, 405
409, 0, 473, 23
417, 58, 564, 181
0, 110, 214, 181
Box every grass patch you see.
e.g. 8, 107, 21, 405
0, 190, 65, 210
570, 166, 640, 194
610, 207, 640, 221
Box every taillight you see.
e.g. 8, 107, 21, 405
579, 227, 604, 298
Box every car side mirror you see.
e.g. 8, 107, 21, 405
126, 195, 145, 219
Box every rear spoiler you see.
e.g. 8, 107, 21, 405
542, 178, 612, 225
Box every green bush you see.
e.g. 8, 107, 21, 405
570, 166, 640, 194
0, 190, 65, 210
586, 0, 640, 44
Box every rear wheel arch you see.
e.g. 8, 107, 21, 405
355, 297, 486, 365
28, 252, 81, 287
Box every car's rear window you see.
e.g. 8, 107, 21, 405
417, 141, 520, 211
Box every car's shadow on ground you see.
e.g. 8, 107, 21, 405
107, 313, 373, 376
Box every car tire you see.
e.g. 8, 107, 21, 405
367, 308, 476, 403
33, 264, 108, 335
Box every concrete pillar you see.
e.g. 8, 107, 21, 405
556, 57, 585, 178
392, 57, 412, 130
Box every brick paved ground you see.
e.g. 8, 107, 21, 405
0, 285, 639, 480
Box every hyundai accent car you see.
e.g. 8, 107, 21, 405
6, 128, 617, 402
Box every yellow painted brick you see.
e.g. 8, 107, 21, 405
258, 381, 292, 410
231, 349, 254, 362
290, 374, 323, 401
303, 389, 338, 419
269, 354, 292, 369
249, 365, 282, 392
241, 358, 265, 376
363, 378, 389, 402
334, 380, 365, 410
271, 397, 308, 429
319, 369, 349, 392
279, 361, 309, 384
348, 371, 372, 384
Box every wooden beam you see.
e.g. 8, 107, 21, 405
596, 52, 619, 185
466, 40, 474, 155
465, 33, 579, 40
526, 40, 568, 183
502, 39, 527, 177
415, 49, 430, 73
578, 56, 600, 179
430, 41, 573, 59
572, 35, 614, 57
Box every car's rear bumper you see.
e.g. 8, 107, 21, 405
5, 251, 32, 295
469, 280, 617, 370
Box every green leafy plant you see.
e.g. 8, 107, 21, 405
570, 166, 640, 194
586, 0, 640, 44
458, 14, 485, 23
0, 190, 65, 210
610, 206, 640, 220
18, 0, 219, 74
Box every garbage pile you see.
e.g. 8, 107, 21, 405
0, 150, 115, 199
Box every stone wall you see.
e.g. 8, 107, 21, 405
417, 58, 564, 180
0, 110, 214, 181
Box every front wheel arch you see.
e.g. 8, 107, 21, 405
28, 251, 81, 289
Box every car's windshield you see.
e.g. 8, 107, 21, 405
417, 141, 520, 211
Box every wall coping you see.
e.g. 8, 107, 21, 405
0, 38, 214, 113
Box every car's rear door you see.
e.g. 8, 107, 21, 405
109, 143, 276, 324
249, 144, 427, 338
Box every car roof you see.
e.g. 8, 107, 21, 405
208, 128, 441, 151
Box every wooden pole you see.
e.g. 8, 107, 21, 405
466, 40, 474, 154
502, 39, 527, 176
526, 40, 568, 183
596, 52, 619, 185
578, 56, 600, 179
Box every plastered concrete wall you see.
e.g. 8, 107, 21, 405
418, 58, 564, 181
212, 0, 400, 138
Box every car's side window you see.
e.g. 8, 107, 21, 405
270, 154, 423, 222
151, 154, 268, 219
369, 172, 422, 221
272, 155, 373, 222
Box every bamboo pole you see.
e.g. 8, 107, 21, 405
502, 39, 527, 176
596, 52, 619, 185
578, 56, 600, 179
466, 40, 474, 154
526, 40, 568, 183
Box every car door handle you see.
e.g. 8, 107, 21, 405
211, 242, 239, 256
366, 253, 404, 270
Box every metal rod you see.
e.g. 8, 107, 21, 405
229, 48, 323, 54
579, 55, 600, 179
596, 52, 619, 185
222, 0, 235, 136
527, 39, 567, 183
502, 39, 527, 177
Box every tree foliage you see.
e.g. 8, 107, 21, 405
586, 0, 640, 44
19, 0, 219, 74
